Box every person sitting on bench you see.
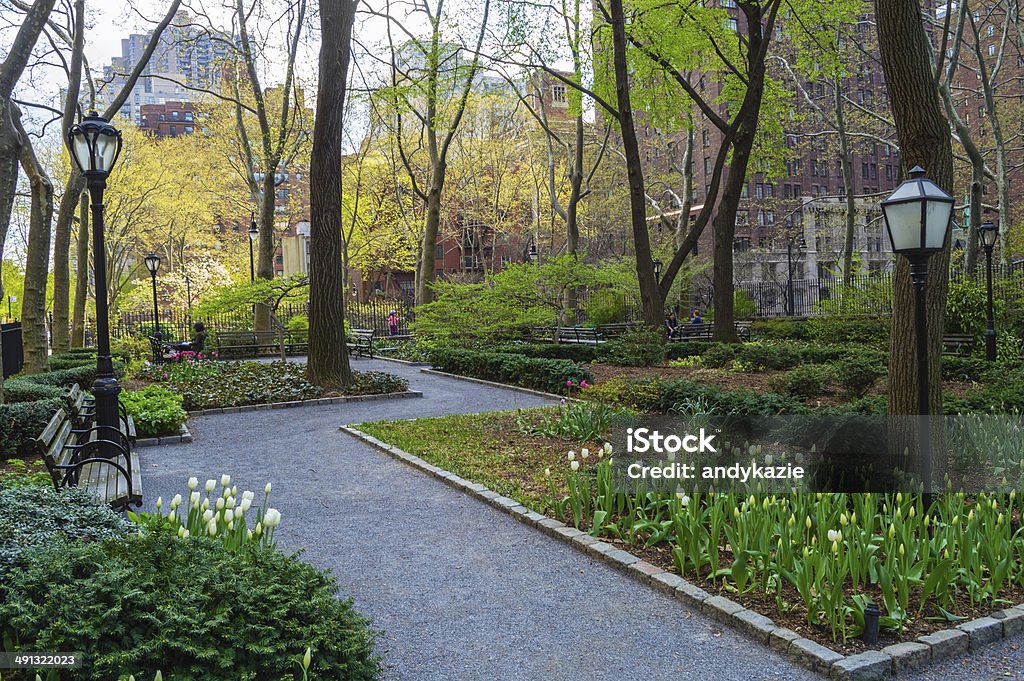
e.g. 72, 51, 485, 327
664, 312, 680, 339
169, 322, 208, 354
689, 309, 704, 325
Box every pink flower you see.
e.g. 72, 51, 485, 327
580, 380, 590, 389
566, 379, 575, 387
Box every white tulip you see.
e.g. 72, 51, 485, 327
156, 497, 163, 511
603, 442, 613, 455
181, 529, 189, 538
240, 498, 252, 512
247, 529, 254, 540
231, 485, 237, 497
255, 522, 263, 536
226, 497, 236, 509
171, 494, 182, 509
581, 448, 590, 460
567, 451, 575, 461
243, 490, 255, 501
221, 474, 231, 488
676, 493, 690, 507
227, 520, 234, 531
207, 520, 217, 536
263, 508, 282, 527
265, 482, 272, 494
544, 468, 551, 478
190, 491, 201, 507
167, 510, 176, 523
177, 526, 186, 538
216, 497, 225, 511
201, 498, 209, 511
763, 454, 773, 466
570, 460, 580, 471
827, 529, 842, 543
205, 479, 216, 493
224, 509, 234, 523
187, 477, 199, 491
203, 509, 214, 523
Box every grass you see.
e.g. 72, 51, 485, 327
357, 409, 595, 510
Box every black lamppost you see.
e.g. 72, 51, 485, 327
978, 218, 998, 361
144, 253, 161, 341
184, 274, 193, 319
248, 213, 258, 282
68, 112, 123, 444
786, 235, 806, 317
881, 166, 954, 511
527, 242, 539, 264
6, 295, 14, 321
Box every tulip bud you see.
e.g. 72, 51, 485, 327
203, 509, 214, 523
265, 482, 272, 494
216, 497, 225, 511
156, 497, 163, 511
187, 477, 199, 491
221, 474, 231, 488
171, 494, 182, 509
205, 479, 216, 493
570, 460, 580, 471
581, 448, 590, 459
567, 451, 575, 461
303, 648, 312, 671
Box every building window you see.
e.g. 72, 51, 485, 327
726, 18, 738, 31
988, 43, 996, 56
171, 111, 179, 120
435, 245, 443, 259
552, 85, 566, 103
755, 183, 764, 199
740, 184, 749, 198
184, 111, 193, 121
733, 237, 751, 252
702, 129, 710, 147
704, 157, 712, 175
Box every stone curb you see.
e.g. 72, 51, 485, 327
340, 425, 1024, 680
418, 369, 570, 401
187, 390, 423, 416
135, 423, 193, 448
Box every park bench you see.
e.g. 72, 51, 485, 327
64, 383, 137, 446
34, 406, 141, 510
556, 326, 604, 344
524, 326, 557, 343
942, 333, 976, 356
147, 335, 176, 363
215, 330, 283, 359
596, 322, 640, 338
672, 322, 752, 342
348, 328, 375, 358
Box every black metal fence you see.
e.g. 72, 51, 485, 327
90, 297, 417, 345
1, 322, 23, 378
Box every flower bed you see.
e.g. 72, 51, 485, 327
137, 359, 408, 410
357, 408, 1024, 653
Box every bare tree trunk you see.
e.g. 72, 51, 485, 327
308, 0, 358, 387
837, 82, 857, 289
16, 111, 54, 373
51, 174, 83, 352
875, 0, 953, 426
606, 0, 660, 326
71, 191, 89, 346
966, 175, 981, 273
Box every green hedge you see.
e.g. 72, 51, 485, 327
0, 398, 63, 457
429, 348, 592, 394
584, 376, 807, 415
3, 361, 124, 404
0, 528, 379, 681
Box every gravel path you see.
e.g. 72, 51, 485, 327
141, 358, 813, 680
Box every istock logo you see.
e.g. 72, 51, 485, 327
626, 427, 717, 454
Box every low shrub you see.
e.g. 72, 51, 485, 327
0, 485, 130, 576
429, 348, 592, 394
664, 341, 716, 360
2, 377, 65, 402
600, 326, 665, 367
832, 357, 886, 398
493, 342, 602, 363
942, 355, 990, 382
0, 398, 63, 457
749, 318, 807, 341
516, 401, 629, 441
0, 528, 379, 681
768, 365, 832, 399
119, 385, 188, 438
803, 315, 889, 346
584, 376, 806, 415
111, 335, 152, 363
287, 313, 310, 342
48, 352, 96, 371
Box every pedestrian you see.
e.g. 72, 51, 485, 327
388, 309, 399, 336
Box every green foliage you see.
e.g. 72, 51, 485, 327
803, 316, 889, 346
584, 290, 627, 325
0, 485, 130, 576
47, 351, 97, 371
119, 386, 188, 438
428, 348, 592, 394
600, 326, 666, 367
705, 290, 757, 321
942, 355, 990, 382
0, 398, 63, 457
0, 458, 51, 488
4, 361, 125, 403
0, 529, 379, 681
2, 378, 66, 402
584, 377, 806, 415
493, 342, 603, 363
750, 318, 807, 341
769, 365, 832, 399
111, 336, 152, 362
412, 255, 596, 342
137, 360, 406, 410
945, 278, 988, 336
516, 402, 629, 442
287, 314, 309, 342
832, 357, 885, 398
193, 274, 309, 317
